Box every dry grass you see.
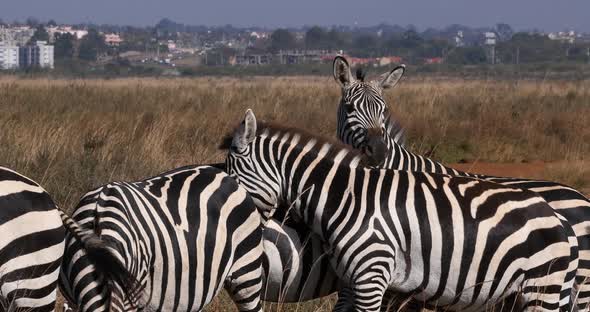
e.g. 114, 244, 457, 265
0, 76, 588, 311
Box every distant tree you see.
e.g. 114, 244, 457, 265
496, 23, 514, 41
496, 32, 564, 63
28, 25, 50, 43
47, 19, 58, 27
400, 29, 423, 49
54, 33, 75, 59
417, 39, 452, 58
327, 29, 348, 50
351, 35, 379, 57
25, 17, 40, 27
79, 29, 106, 61
155, 18, 182, 39
446, 46, 487, 64
270, 29, 297, 52
305, 26, 328, 49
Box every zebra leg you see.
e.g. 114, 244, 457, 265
333, 288, 355, 312
351, 281, 388, 312
108, 283, 134, 312
334, 288, 422, 312
336, 288, 421, 312
225, 255, 265, 312
226, 272, 264, 312
574, 239, 590, 311
336, 272, 389, 312
518, 234, 577, 311
381, 290, 424, 312
557, 211, 580, 311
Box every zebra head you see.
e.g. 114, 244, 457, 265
223, 109, 281, 220
334, 56, 405, 166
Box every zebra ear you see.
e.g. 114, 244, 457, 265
333, 56, 353, 88
233, 109, 257, 151
379, 65, 405, 89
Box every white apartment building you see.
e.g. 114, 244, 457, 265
0, 43, 20, 69
38, 41, 54, 69
19, 41, 54, 69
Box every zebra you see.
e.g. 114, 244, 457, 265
221, 109, 578, 311
58, 164, 265, 312
0, 166, 136, 312
332, 55, 590, 309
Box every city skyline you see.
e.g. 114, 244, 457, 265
1, 0, 590, 32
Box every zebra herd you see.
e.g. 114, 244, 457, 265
1, 55, 589, 312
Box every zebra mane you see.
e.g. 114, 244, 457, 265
262, 122, 372, 164
220, 121, 371, 166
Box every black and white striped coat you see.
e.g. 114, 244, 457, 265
0, 166, 64, 312
59, 165, 265, 312
261, 217, 341, 302
0, 166, 135, 312
223, 110, 578, 311
332, 55, 590, 309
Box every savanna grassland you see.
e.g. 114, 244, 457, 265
0, 75, 589, 311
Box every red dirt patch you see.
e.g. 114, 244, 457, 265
449, 161, 547, 179
449, 161, 589, 196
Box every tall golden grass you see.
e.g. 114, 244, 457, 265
0, 76, 588, 311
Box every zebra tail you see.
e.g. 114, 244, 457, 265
57, 207, 142, 308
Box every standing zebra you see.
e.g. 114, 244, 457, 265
222, 109, 578, 311
0, 166, 136, 312
58, 165, 265, 312
332, 55, 590, 309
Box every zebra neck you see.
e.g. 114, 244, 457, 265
383, 140, 472, 177
274, 140, 362, 239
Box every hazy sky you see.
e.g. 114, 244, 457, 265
2, 0, 590, 31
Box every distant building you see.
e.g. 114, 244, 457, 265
0, 25, 35, 46
483, 32, 497, 64
277, 50, 336, 65
579, 33, 590, 43
378, 56, 403, 67
249, 31, 270, 40
104, 33, 123, 46
0, 43, 19, 69
484, 32, 497, 45
234, 54, 272, 65
454, 31, 465, 47
167, 40, 177, 52
424, 57, 443, 64
46, 26, 88, 40
347, 57, 374, 66
19, 41, 54, 69
548, 31, 576, 44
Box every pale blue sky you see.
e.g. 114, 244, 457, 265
2, 0, 589, 31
